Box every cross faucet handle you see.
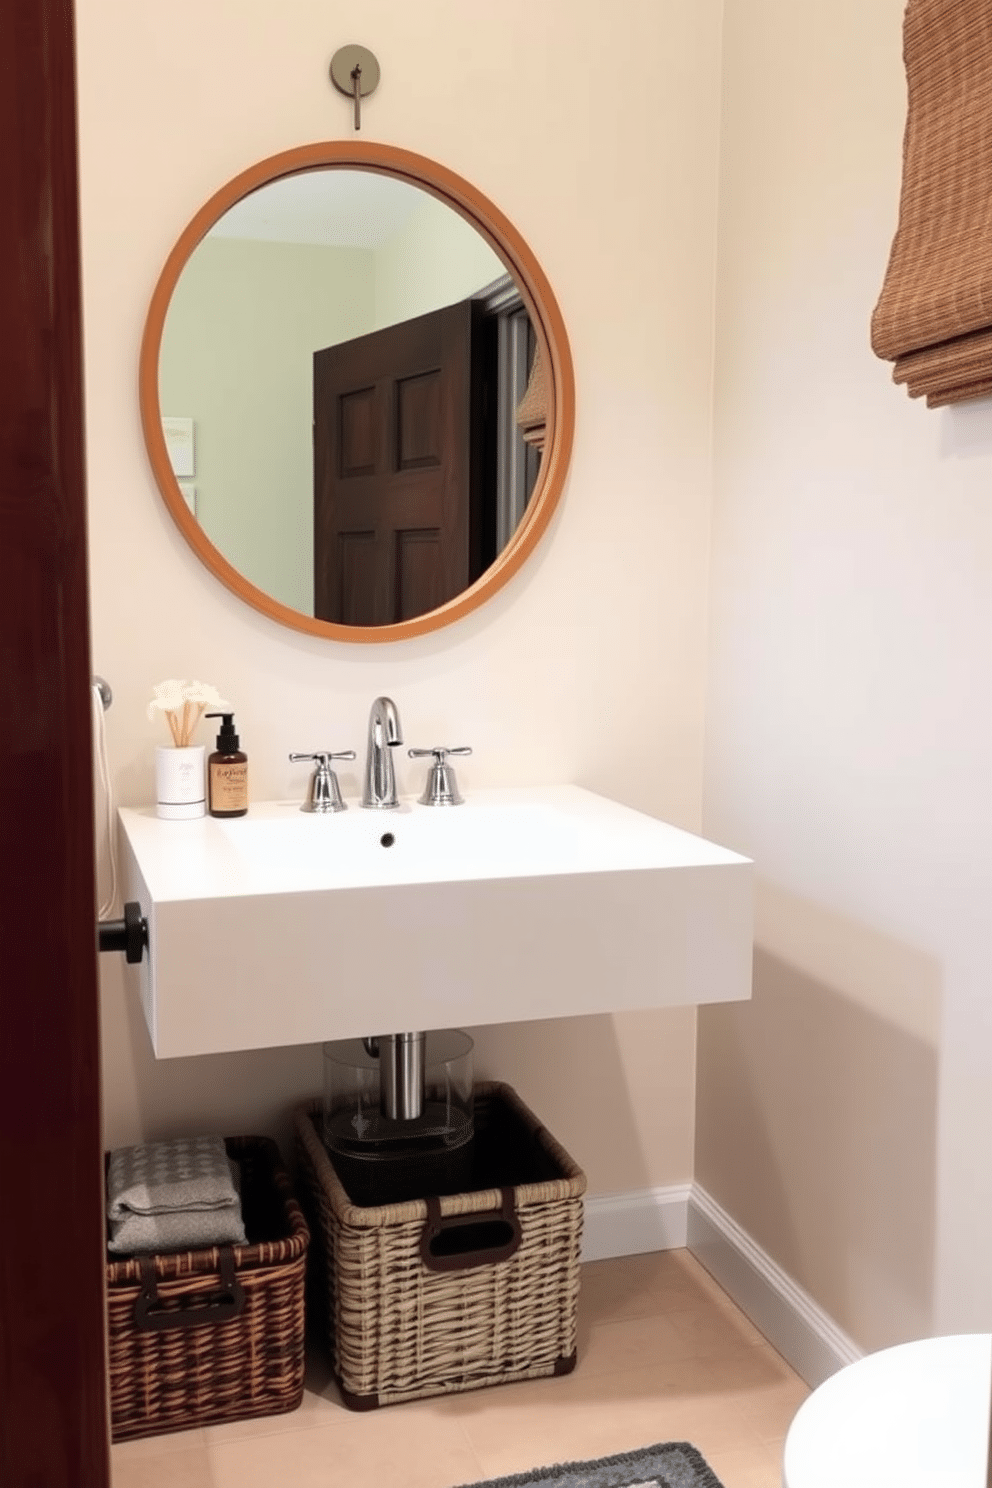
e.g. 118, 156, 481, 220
407, 746, 473, 762
407, 746, 472, 807
289, 750, 356, 813
289, 750, 356, 766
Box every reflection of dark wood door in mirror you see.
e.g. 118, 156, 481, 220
313, 300, 478, 626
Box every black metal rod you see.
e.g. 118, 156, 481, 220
97, 901, 147, 964
98, 921, 127, 954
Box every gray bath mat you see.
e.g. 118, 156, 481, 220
450, 1441, 726, 1488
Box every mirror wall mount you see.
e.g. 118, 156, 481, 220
329, 45, 380, 130
139, 141, 575, 644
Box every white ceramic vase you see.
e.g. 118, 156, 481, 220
155, 744, 205, 820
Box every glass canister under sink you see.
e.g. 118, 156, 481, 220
322, 1029, 474, 1205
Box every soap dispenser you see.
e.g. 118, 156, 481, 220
206, 711, 248, 818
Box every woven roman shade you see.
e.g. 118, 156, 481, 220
515, 346, 548, 452
872, 1, 992, 406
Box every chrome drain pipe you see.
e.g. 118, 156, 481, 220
373, 1032, 426, 1120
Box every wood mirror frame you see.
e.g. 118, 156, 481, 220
138, 141, 574, 643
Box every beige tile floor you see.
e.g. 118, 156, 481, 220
110, 1248, 808, 1488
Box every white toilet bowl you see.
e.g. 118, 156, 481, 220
783, 1333, 991, 1488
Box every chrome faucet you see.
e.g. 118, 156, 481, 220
362, 696, 403, 808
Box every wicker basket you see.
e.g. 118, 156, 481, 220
295, 1082, 586, 1410
106, 1135, 309, 1441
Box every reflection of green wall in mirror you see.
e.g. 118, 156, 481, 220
158, 188, 506, 616
374, 191, 506, 330
160, 238, 372, 612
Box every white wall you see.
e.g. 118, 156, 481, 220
699, 0, 992, 1347
77, 0, 723, 1189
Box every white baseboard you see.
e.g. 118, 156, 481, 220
580, 1182, 862, 1389
581, 1184, 691, 1262
687, 1185, 862, 1388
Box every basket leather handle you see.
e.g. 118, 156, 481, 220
133, 1247, 245, 1331
420, 1188, 522, 1272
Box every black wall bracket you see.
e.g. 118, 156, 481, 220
97, 901, 148, 964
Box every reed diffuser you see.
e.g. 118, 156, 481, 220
148, 680, 225, 819
148, 679, 225, 745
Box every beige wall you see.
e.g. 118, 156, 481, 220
700, 0, 992, 1346
78, 0, 722, 1190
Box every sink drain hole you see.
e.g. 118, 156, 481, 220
379, 832, 395, 848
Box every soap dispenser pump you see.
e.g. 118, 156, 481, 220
206, 711, 248, 818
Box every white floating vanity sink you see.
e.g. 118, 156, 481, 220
118, 785, 753, 1059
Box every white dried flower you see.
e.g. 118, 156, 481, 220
147, 680, 187, 720
148, 679, 227, 747
183, 680, 226, 708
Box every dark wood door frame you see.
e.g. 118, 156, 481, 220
0, 2, 111, 1485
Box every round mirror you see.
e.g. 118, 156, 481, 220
139, 142, 574, 642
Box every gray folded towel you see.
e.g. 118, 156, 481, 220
107, 1134, 247, 1254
